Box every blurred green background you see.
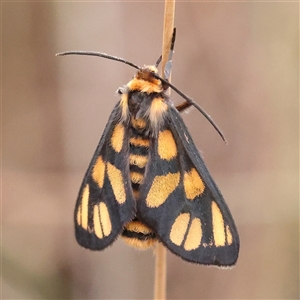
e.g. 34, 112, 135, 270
2, 2, 299, 299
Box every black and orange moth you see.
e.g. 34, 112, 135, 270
57, 31, 239, 266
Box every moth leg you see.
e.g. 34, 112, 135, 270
176, 101, 192, 112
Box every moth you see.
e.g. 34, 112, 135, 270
57, 30, 239, 266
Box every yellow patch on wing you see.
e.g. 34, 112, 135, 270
93, 204, 103, 239
76, 184, 89, 230
184, 218, 202, 251
129, 137, 150, 147
149, 97, 168, 128
146, 172, 180, 207
157, 130, 177, 160
183, 168, 205, 200
131, 117, 147, 130
111, 123, 124, 153
99, 202, 112, 236
169, 213, 190, 246
92, 156, 106, 188
93, 202, 112, 239
130, 171, 144, 184
211, 201, 226, 246
129, 154, 148, 168
107, 162, 126, 204
226, 225, 233, 245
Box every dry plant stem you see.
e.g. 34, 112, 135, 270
154, 243, 167, 300
161, 0, 176, 80
154, 2, 175, 300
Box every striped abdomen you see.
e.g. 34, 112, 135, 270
121, 117, 158, 249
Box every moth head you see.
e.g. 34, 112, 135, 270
136, 66, 159, 83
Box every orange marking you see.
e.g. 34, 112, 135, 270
121, 236, 157, 249
107, 162, 126, 204
149, 97, 168, 129
212, 201, 226, 246
169, 213, 190, 246
111, 123, 124, 153
129, 154, 148, 168
92, 156, 105, 188
129, 137, 150, 147
226, 225, 233, 245
184, 218, 202, 251
121, 220, 157, 249
124, 221, 153, 235
93, 205, 103, 239
99, 202, 112, 236
93, 202, 112, 239
146, 172, 180, 207
130, 171, 144, 184
127, 75, 162, 94
131, 117, 147, 130
78, 184, 89, 230
157, 130, 177, 160
120, 94, 129, 121
183, 168, 205, 200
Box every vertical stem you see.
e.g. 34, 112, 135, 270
154, 1, 175, 300
154, 242, 167, 300
161, 0, 176, 79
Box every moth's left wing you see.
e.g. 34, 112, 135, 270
138, 105, 239, 266
75, 103, 136, 250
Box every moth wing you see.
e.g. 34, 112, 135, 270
75, 103, 135, 250
138, 106, 239, 266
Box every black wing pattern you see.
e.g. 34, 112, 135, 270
75, 102, 135, 250
138, 105, 239, 266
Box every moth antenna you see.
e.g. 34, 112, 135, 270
56, 51, 141, 70
56, 37, 226, 143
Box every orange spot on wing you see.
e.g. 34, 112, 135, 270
170, 213, 190, 246
157, 130, 177, 160
93, 205, 103, 239
183, 168, 205, 200
77, 184, 89, 230
99, 202, 112, 236
92, 156, 105, 188
226, 225, 233, 245
107, 162, 126, 204
184, 218, 202, 251
93, 202, 112, 239
146, 172, 180, 207
111, 123, 124, 153
212, 201, 226, 246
